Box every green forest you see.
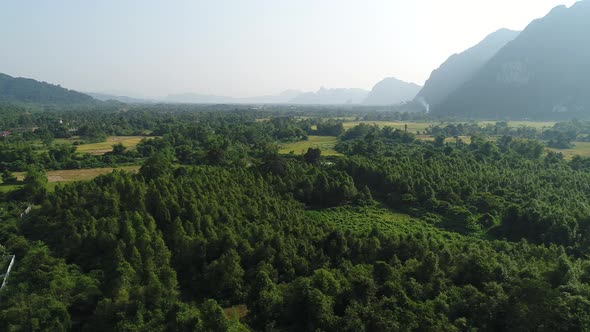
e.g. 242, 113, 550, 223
3, 103, 590, 331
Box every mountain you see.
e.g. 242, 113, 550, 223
0, 73, 94, 104
87, 92, 156, 104
288, 87, 369, 105
363, 77, 421, 105
166, 88, 371, 105
416, 28, 519, 108
166, 93, 239, 104
435, 1, 590, 119
165, 90, 302, 104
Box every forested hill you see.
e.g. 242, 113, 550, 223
434, 2, 590, 119
415, 28, 519, 107
0, 73, 94, 105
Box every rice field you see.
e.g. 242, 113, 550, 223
278, 136, 342, 156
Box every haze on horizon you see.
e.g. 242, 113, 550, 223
0, 0, 578, 99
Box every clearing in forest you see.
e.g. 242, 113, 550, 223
75, 136, 151, 155
279, 136, 342, 156
0, 166, 141, 192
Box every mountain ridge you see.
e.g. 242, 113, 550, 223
434, 2, 590, 119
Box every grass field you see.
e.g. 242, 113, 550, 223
547, 142, 590, 159
279, 136, 342, 156
43, 165, 141, 182
74, 136, 151, 155
52, 136, 152, 155
1, 166, 141, 193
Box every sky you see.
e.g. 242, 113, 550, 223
0, 0, 579, 98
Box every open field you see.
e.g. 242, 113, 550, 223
75, 136, 150, 155
279, 136, 342, 156
52, 136, 153, 155
1, 166, 141, 193
14, 165, 141, 183
547, 142, 590, 159
45, 165, 140, 182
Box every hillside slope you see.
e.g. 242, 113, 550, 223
0, 73, 94, 104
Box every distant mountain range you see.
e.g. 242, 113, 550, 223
165, 88, 370, 105
163, 83, 421, 106
434, 1, 590, 119
87, 92, 156, 104
364, 77, 422, 105
0, 73, 94, 104
289, 87, 368, 105
164, 81, 421, 106
416, 29, 520, 107
165, 90, 302, 104
0, 73, 421, 106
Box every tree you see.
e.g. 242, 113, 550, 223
200, 299, 230, 332
22, 167, 48, 203
112, 143, 126, 155
248, 271, 283, 329
304, 148, 321, 165
434, 134, 446, 147
139, 153, 173, 179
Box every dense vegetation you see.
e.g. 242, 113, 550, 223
3, 105, 590, 330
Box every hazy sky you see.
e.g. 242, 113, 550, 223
0, 0, 578, 98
